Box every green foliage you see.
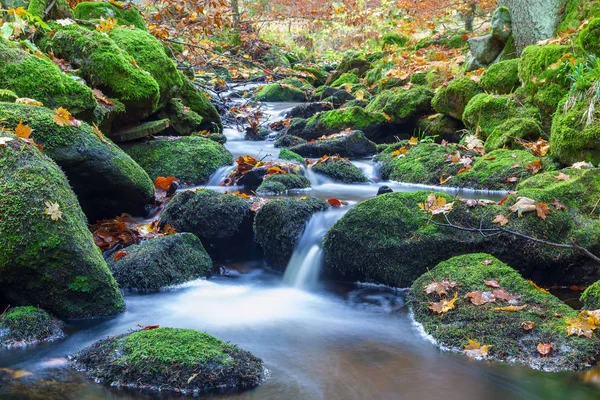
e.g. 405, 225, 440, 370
484, 117, 543, 152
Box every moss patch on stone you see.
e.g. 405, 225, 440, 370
432, 77, 482, 120
278, 148, 305, 163
256, 174, 311, 194
290, 130, 377, 158
366, 86, 433, 123
581, 281, 600, 310
311, 158, 368, 183
74, 2, 147, 30
254, 84, 306, 102
480, 59, 520, 94
484, 117, 544, 153
331, 72, 360, 87
0, 306, 63, 347
178, 76, 222, 132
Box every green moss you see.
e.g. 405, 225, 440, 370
416, 114, 461, 140
278, 148, 305, 163
125, 137, 232, 185
109, 28, 182, 108
496, 34, 518, 62
41, 24, 160, 120
161, 98, 204, 136
293, 65, 328, 86
257, 174, 311, 194
382, 33, 409, 48
331, 72, 360, 87
254, 197, 329, 270
558, 0, 600, 34
0, 133, 124, 318
432, 77, 482, 120
410, 72, 427, 85
480, 59, 520, 94
108, 233, 212, 292
484, 117, 544, 152
290, 130, 377, 158
579, 18, 600, 56
0, 40, 97, 118
327, 57, 371, 84
297, 107, 388, 141
550, 95, 600, 165
415, 33, 467, 50
311, 158, 368, 183
0, 306, 63, 346
0, 102, 154, 221
254, 83, 306, 102
275, 134, 306, 148
28, 0, 72, 19
453, 149, 558, 190
178, 76, 222, 132
462, 94, 539, 139
280, 77, 314, 91
581, 281, 600, 310
0, 89, 17, 102
366, 86, 433, 123
410, 253, 599, 371
68, 276, 91, 293
74, 2, 147, 30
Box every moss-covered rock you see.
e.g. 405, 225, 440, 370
280, 77, 314, 91
558, 0, 600, 34
256, 174, 311, 194
331, 72, 360, 88
581, 281, 600, 310
254, 84, 306, 102
28, 0, 72, 19
160, 98, 204, 136
290, 130, 377, 158
578, 17, 600, 55
326, 57, 371, 85
71, 328, 265, 395
432, 77, 482, 120
278, 148, 305, 163
288, 107, 389, 142
0, 306, 63, 347
293, 65, 328, 87
382, 33, 409, 48
178, 76, 222, 132
484, 117, 543, 152
453, 149, 558, 190
0, 134, 124, 318
410, 253, 600, 371
107, 233, 212, 292
550, 96, 600, 165
275, 134, 307, 148
74, 2, 147, 30
0, 39, 97, 118
416, 114, 462, 142
159, 190, 252, 260
125, 137, 232, 186
0, 89, 17, 102
311, 157, 369, 183
462, 94, 539, 139
480, 59, 520, 94
0, 102, 155, 220
40, 25, 160, 122
286, 102, 333, 119
254, 197, 329, 270
366, 86, 434, 123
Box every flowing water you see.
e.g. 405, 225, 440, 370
2, 100, 599, 400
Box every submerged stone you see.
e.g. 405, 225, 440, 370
0, 306, 64, 348
256, 174, 311, 195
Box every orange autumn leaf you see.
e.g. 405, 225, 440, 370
267, 166, 287, 175
143, 325, 160, 330
154, 176, 180, 191
328, 198, 343, 208
428, 291, 458, 314
424, 279, 458, 297
465, 290, 496, 306
526, 160, 543, 175
113, 250, 128, 261
408, 136, 419, 146
391, 146, 408, 157
53, 107, 72, 126
492, 214, 509, 226
537, 343, 552, 357
15, 120, 32, 139
535, 202, 551, 221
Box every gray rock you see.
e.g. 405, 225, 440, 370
290, 130, 377, 158
468, 34, 504, 65
491, 6, 512, 43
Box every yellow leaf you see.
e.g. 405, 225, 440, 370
92, 123, 108, 144
44, 201, 63, 221
355, 90, 365, 101
464, 339, 491, 358
15, 98, 43, 107
96, 17, 117, 32
493, 305, 527, 312
53, 107, 72, 126
15, 120, 32, 139
428, 291, 458, 314
408, 136, 419, 146
528, 280, 550, 294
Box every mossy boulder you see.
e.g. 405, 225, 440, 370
382, 33, 409, 48
366, 86, 434, 124
0, 39, 97, 118
311, 157, 369, 183
275, 134, 307, 148
550, 96, 600, 165
290, 130, 377, 158
327, 57, 371, 84
0, 89, 17, 102
431, 77, 482, 120
280, 77, 314, 91
416, 114, 462, 142
124, 137, 232, 186
159, 190, 252, 260
73, 2, 147, 30
0, 102, 155, 221
286, 102, 333, 119
278, 148, 305, 163
0, 134, 124, 318
581, 281, 600, 310
578, 18, 600, 55
178, 77, 222, 132
293, 65, 328, 87
462, 94, 539, 139
160, 98, 204, 136
256, 174, 311, 195
41, 25, 160, 122
480, 59, 520, 94
254, 84, 306, 102
331, 72, 360, 88
558, 0, 600, 34
71, 328, 265, 395
410, 253, 600, 371
0, 306, 63, 348
28, 0, 72, 19
254, 197, 329, 270
288, 107, 389, 142
452, 149, 558, 190
484, 117, 543, 152
107, 233, 212, 292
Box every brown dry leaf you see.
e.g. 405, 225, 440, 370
492, 289, 521, 303
521, 321, 535, 332
464, 339, 491, 358
418, 193, 454, 215
492, 214, 509, 226
15, 120, 32, 139
424, 279, 458, 296
535, 202, 551, 221
510, 197, 537, 217
537, 343, 553, 357
465, 291, 496, 306
154, 176, 179, 191
526, 160, 543, 175
506, 176, 518, 183
428, 292, 458, 314
493, 305, 527, 312
550, 199, 567, 211
92, 123, 108, 143
484, 279, 500, 288
555, 172, 571, 181
566, 317, 597, 339
93, 89, 114, 106
520, 137, 550, 156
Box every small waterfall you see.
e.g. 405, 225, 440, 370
283, 208, 347, 289
302, 165, 333, 187
207, 166, 235, 186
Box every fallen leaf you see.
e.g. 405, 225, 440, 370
154, 176, 179, 191
44, 201, 63, 221
484, 155, 496, 160
566, 317, 596, 338
464, 339, 491, 358
537, 343, 553, 357
93, 89, 114, 106
267, 166, 287, 175
113, 251, 128, 261
555, 172, 571, 181
15, 98, 43, 107
535, 202, 551, 221
428, 292, 458, 314
92, 123, 108, 143
493, 305, 527, 312
550, 199, 567, 211
15, 120, 32, 139
53, 107, 72, 126
408, 136, 419, 146
424, 279, 458, 296
506, 176, 518, 183
510, 197, 537, 217
521, 321, 535, 332
328, 198, 343, 207
526, 160, 543, 175
439, 175, 453, 185
529, 280, 550, 294
484, 279, 500, 288
482, 259, 493, 266
492, 214, 509, 226
355, 90, 365, 101
391, 146, 408, 157
143, 325, 160, 330
96, 17, 117, 32
465, 291, 496, 305
571, 161, 592, 169
492, 289, 522, 303
0, 137, 14, 147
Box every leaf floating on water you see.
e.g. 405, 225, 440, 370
424, 279, 458, 297
44, 201, 63, 221
328, 198, 345, 208
537, 343, 553, 357
428, 292, 458, 314
465, 291, 496, 306
463, 339, 491, 359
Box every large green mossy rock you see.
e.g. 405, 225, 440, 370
287, 107, 389, 142
311, 157, 368, 183
41, 25, 160, 122
366, 86, 433, 123
484, 117, 543, 152
0, 134, 124, 318
159, 190, 252, 260
28, 0, 72, 19
551, 96, 600, 165
290, 130, 377, 158
73, 2, 147, 30
256, 173, 311, 195
330, 72, 360, 88
326, 56, 371, 85
0, 102, 154, 221
431, 77, 482, 120
581, 281, 600, 310
462, 94, 539, 139
480, 59, 520, 94
125, 137, 232, 186
107, 233, 212, 292
159, 98, 204, 136
410, 253, 600, 371
0, 39, 97, 118
578, 17, 600, 56
179, 77, 223, 132
254, 83, 306, 102
0, 306, 64, 348
254, 198, 329, 270
71, 328, 265, 395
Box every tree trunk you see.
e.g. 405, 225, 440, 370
464, 3, 476, 32
231, 0, 240, 29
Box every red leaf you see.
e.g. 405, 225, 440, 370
328, 198, 342, 207
113, 250, 128, 261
